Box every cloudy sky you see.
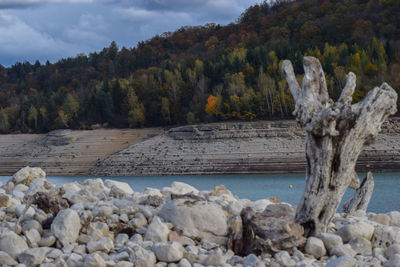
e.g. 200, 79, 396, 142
0, 0, 262, 66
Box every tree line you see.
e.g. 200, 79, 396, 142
0, 0, 399, 133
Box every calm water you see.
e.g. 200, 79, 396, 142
1, 173, 399, 213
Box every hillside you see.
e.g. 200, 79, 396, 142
0, 0, 399, 133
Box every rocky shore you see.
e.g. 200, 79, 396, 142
91, 118, 400, 176
0, 166, 399, 267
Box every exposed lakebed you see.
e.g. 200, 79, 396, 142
1, 172, 398, 213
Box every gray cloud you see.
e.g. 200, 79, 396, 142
0, 0, 92, 9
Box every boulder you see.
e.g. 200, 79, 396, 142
145, 216, 170, 243
131, 245, 157, 267
348, 237, 372, 255
371, 225, 400, 249
305, 237, 326, 259
335, 222, 374, 242
51, 208, 81, 245
0, 251, 18, 266
104, 180, 134, 195
159, 198, 228, 244
318, 233, 343, 251
87, 237, 114, 253
388, 211, 400, 227
202, 249, 226, 266
369, 214, 390, 225
385, 243, 400, 259
329, 244, 356, 258
84, 253, 107, 267
161, 181, 199, 196
152, 242, 184, 262
0, 231, 29, 259
240, 205, 306, 255
12, 166, 45, 185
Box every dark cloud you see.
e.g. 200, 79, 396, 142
0, 0, 262, 66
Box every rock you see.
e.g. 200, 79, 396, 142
145, 216, 170, 243
240, 206, 306, 255
25, 228, 41, 246
114, 262, 134, 267
22, 220, 43, 234
0, 231, 29, 259
87, 237, 114, 253
178, 258, 192, 267
159, 198, 228, 244
84, 253, 107, 267
202, 249, 225, 266
115, 233, 129, 247
104, 180, 134, 195
274, 251, 296, 267
388, 211, 400, 227
348, 237, 372, 255
12, 166, 45, 185
372, 225, 400, 249
385, 243, 400, 259
131, 245, 157, 267
243, 254, 264, 267
152, 242, 184, 262
51, 208, 81, 245
305, 237, 326, 259
369, 214, 390, 225
66, 252, 83, 266
330, 244, 357, 258
335, 222, 375, 242
383, 254, 400, 267
0, 251, 18, 266
325, 256, 357, 267
15, 204, 35, 218
109, 251, 130, 262
162, 182, 199, 196
318, 233, 343, 251
31, 192, 69, 216
0, 194, 9, 207
87, 222, 113, 240
17, 247, 47, 266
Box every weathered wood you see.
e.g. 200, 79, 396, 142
343, 172, 374, 214
282, 57, 397, 236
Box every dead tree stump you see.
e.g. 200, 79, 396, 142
282, 57, 397, 236
343, 172, 374, 214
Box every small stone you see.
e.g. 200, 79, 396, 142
109, 251, 130, 262
243, 254, 264, 267
0, 231, 29, 259
152, 242, 184, 262
87, 237, 114, 253
130, 233, 144, 242
178, 258, 191, 267
325, 256, 357, 267
383, 254, 400, 267
369, 214, 390, 225
130, 212, 148, 228
25, 228, 41, 246
38, 235, 56, 247
84, 253, 106, 267
17, 248, 47, 266
305, 237, 326, 259
114, 262, 134, 267
51, 208, 81, 246
385, 243, 400, 260
131, 245, 156, 267
15, 205, 35, 218
274, 251, 296, 267
201, 240, 218, 250
66, 252, 83, 266
145, 216, 170, 243
348, 237, 372, 255
318, 233, 343, 251
202, 249, 226, 266
0, 194, 9, 207
330, 244, 356, 258
22, 220, 43, 235
115, 233, 129, 247
388, 211, 400, 227
0, 251, 18, 266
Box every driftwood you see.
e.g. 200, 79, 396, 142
282, 57, 397, 236
343, 172, 374, 214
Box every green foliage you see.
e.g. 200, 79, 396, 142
0, 0, 399, 132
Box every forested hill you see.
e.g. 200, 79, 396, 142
0, 0, 399, 133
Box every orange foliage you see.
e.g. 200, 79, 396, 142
205, 95, 218, 115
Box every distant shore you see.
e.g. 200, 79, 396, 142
0, 119, 399, 176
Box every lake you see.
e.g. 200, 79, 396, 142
1, 172, 399, 213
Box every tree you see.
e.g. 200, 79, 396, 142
0, 109, 9, 133
282, 57, 397, 236
27, 105, 38, 130
205, 95, 219, 115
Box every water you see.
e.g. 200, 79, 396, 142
1, 172, 399, 213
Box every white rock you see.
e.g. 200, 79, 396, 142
383, 254, 400, 267
114, 262, 134, 267
274, 251, 295, 267
25, 228, 41, 246
202, 249, 225, 266
372, 225, 400, 249
325, 256, 357, 267
385, 243, 400, 259
248, 199, 274, 212
388, 211, 400, 227
159, 199, 228, 244
243, 254, 264, 267
305, 237, 326, 259
178, 258, 192, 267
51, 208, 81, 246
0, 251, 18, 266
12, 190, 25, 199
15, 205, 35, 218
145, 216, 170, 243
13, 166, 45, 184
66, 253, 83, 266
109, 251, 130, 262
330, 244, 356, 258
87, 237, 114, 253
144, 187, 163, 197
131, 244, 156, 267
152, 242, 184, 262
318, 233, 343, 251
115, 233, 129, 247
17, 248, 47, 266
0, 231, 29, 259
348, 237, 372, 255
336, 221, 374, 242
104, 179, 134, 195
84, 253, 106, 267
161, 182, 199, 196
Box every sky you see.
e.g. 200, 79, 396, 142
0, 0, 262, 66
